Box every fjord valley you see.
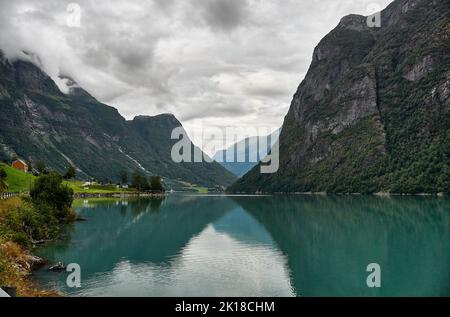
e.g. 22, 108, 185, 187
0, 0, 449, 299
214, 129, 280, 178
231, 0, 450, 195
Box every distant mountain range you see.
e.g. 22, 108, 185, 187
0, 51, 236, 187
213, 130, 280, 178
231, 0, 450, 194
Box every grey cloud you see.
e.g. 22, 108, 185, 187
0, 0, 394, 144
152, 0, 176, 14
199, 0, 250, 31
244, 86, 291, 98
182, 98, 254, 121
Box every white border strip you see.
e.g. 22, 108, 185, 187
0, 288, 10, 297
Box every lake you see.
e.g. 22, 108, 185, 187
33, 194, 450, 297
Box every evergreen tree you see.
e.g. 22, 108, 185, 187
150, 176, 164, 192
120, 171, 128, 185
64, 166, 76, 180
0, 168, 8, 192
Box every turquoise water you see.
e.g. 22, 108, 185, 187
33, 195, 450, 297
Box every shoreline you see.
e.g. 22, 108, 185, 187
0, 241, 60, 297
0, 197, 61, 297
73, 192, 167, 199
229, 192, 447, 197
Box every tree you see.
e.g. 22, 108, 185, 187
0, 168, 8, 192
30, 172, 74, 221
131, 171, 149, 192
64, 166, 76, 180
26, 160, 33, 172
36, 161, 47, 175
150, 176, 164, 193
0, 168, 7, 180
120, 171, 128, 185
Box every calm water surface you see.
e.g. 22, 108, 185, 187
33, 195, 450, 297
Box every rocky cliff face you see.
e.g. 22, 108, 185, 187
0, 54, 236, 187
231, 0, 450, 194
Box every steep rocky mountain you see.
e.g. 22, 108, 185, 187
231, 0, 450, 194
0, 52, 236, 187
213, 129, 280, 178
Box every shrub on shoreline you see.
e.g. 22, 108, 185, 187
0, 172, 76, 296
30, 172, 76, 223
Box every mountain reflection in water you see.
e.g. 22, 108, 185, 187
34, 195, 450, 297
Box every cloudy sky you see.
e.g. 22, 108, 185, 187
0, 0, 393, 153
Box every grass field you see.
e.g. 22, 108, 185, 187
173, 180, 209, 193
0, 163, 35, 192
1, 163, 210, 194
191, 186, 208, 193
0, 163, 126, 194
64, 180, 127, 194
